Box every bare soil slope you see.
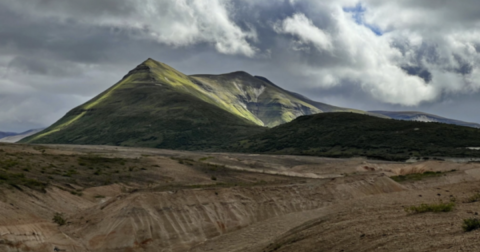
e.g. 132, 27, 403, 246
1, 143, 480, 251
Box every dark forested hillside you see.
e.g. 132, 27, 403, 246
230, 113, 480, 161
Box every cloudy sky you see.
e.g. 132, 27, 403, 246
2, 0, 480, 132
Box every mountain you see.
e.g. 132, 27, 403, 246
0, 131, 17, 139
21, 59, 266, 150
21, 58, 363, 148
231, 112, 480, 161
370, 111, 480, 128
0, 129, 44, 143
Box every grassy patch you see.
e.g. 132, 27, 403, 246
0, 159, 20, 170
171, 157, 195, 166
52, 212, 66, 226
463, 218, 480, 232
63, 169, 78, 177
78, 156, 127, 166
70, 190, 83, 196
0, 171, 47, 192
405, 201, 455, 214
465, 193, 480, 203
391, 171, 447, 182
199, 156, 214, 161
0, 146, 170, 191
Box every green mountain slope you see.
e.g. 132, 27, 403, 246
231, 113, 480, 161
23, 58, 369, 148
21, 59, 265, 150
190, 72, 363, 127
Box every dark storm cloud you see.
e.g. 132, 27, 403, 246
1, 0, 480, 132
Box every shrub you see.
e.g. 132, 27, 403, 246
211, 176, 217, 181
405, 201, 455, 214
199, 156, 213, 161
52, 213, 66, 226
391, 171, 444, 182
70, 190, 83, 196
465, 193, 480, 203
463, 218, 480, 232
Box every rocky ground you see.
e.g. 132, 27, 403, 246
1, 143, 480, 251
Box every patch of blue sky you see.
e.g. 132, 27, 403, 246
343, 3, 383, 36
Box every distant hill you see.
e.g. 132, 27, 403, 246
21, 58, 363, 148
231, 113, 480, 161
0, 131, 17, 139
0, 129, 44, 143
370, 111, 480, 128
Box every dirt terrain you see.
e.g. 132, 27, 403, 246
1, 143, 480, 251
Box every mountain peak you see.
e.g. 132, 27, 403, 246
226, 71, 253, 77
123, 58, 175, 80
142, 58, 157, 64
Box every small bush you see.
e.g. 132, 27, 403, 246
465, 193, 480, 203
405, 201, 455, 214
0, 172, 46, 192
52, 213, 66, 226
70, 190, 83, 196
391, 171, 445, 182
211, 176, 217, 181
63, 169, 78, 177
199, 156, 213, 161
463, 218, 480, 232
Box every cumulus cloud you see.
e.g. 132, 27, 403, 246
4, 0, 257, 56
274, 13, 332, 51
272, 1, 480, 106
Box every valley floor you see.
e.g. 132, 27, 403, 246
1, 143, 480, 251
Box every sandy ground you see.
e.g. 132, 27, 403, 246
1, 143, 480, 251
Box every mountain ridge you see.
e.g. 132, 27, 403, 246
22, 58, 362, 147
0, 128, 44, 143
0, 131, 17, 139
22, 58, 480, 150
370, 110, 480, 128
